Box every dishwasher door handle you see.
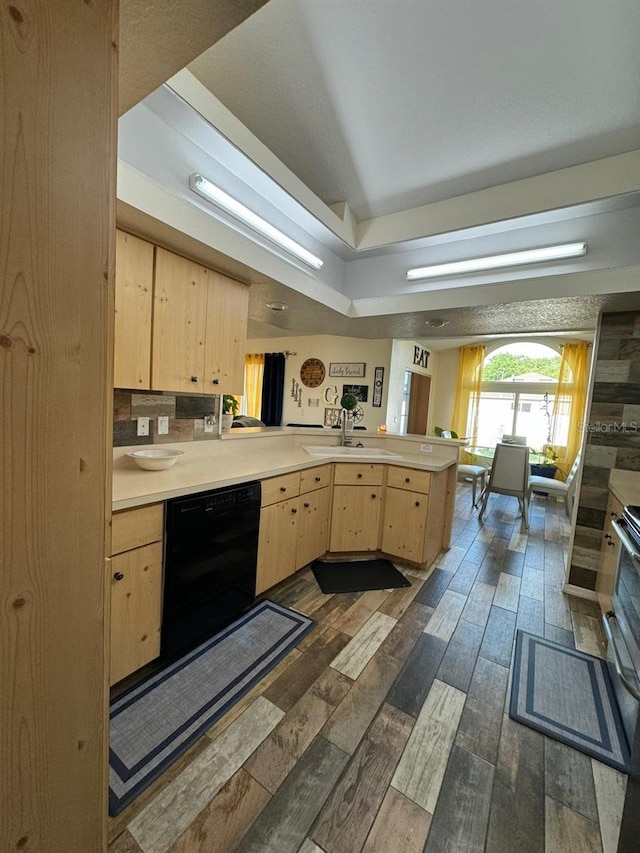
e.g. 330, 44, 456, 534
602, 610, 640, 702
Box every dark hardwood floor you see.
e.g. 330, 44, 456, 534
108, 484, 626, 853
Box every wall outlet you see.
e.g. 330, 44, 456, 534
137, 416, 150, 437
420, 443, 433, 453
157, 416, 169, 435
204, 414, 215, 433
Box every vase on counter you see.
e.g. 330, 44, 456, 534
221, 413, 234, 432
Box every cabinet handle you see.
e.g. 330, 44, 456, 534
280, 486, 287, 492
405, 477, 411, 483
212, 378, 219, 385
190, 375, 199, 383
415, 501, 420, 507
291, 507, 297, 514
610, 510, 617, 516
357, 473, 363, 479
304, 502, 310, 508
371, 493, 377, 499
604, 533, 611, 539
113, 572, 124, 581
607, 541, 616, 547
315, 476, 321, 482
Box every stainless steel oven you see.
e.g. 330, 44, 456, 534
604, 505, 640, 758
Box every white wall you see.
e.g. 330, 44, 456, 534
247, 334, 393, 431
387, 341, 440, 434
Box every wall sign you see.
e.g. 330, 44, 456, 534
342, 384, 368, 403
300, 358, 326, 388
329, 362, 366, 378
372, 366, 384, 407
413, 346, 430, 368
324, 407, 341, 427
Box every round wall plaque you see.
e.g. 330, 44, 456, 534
300, 358, 326, 388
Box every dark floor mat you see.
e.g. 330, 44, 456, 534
311, 558, 412, 594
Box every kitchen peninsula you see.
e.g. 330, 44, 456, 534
110, 430, 463, 685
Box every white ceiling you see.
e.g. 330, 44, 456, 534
117, 0, 640, 343
189, 0, 640, 220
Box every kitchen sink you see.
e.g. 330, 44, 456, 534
302, 445, 403, 459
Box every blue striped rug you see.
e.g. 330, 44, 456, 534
109, 600, 314, 815
510, 630, 630, 773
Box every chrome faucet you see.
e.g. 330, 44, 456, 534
340, 409, 354, 446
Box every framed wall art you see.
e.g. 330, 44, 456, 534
329, 362, 366, 378
342, 384, 368, 403
372, 366, 384, 407
324, 407, 341, 427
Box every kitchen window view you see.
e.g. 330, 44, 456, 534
473, 343, 570, 461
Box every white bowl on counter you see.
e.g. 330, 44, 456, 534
128, 448, 185, 470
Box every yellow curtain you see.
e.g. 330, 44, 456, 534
551, 341, 589, 478
451, 346, 485, 460
244, 353, 264, 418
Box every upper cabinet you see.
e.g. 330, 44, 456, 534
114, 233, 249, 395
114, 230, 154, 390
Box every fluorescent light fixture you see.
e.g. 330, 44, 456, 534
406, 242, 587, 281
190, 173, 323, 270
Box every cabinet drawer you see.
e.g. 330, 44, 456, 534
111, 503, 164, 555
387, 465, 431, 494
261, 472, 301, 507
300, 464, 332, 494
333, 463, 384, 486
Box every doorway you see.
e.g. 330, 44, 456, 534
403, 370, 431, 435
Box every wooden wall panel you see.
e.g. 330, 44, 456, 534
0, 2, 116, 850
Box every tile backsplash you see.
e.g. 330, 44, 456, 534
113, 389, 221, 446
568, 311, 640, 590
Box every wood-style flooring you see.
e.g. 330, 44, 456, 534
109, 484, 627, 853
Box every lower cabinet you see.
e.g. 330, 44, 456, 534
597, 490, 624, 609
382, 465, 447, 567
257, 466, 332, 594
110, 504, 163, 686
329, 463, 384, 552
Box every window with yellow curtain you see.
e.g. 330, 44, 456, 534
451, 345, 486, 449
551, 341, 590, 477
243, 353, 264, 418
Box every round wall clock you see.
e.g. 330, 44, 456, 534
300, 358, 326, 388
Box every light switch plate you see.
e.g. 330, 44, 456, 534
136, 416, 150, 437
157, 416, 169, 435
204, 415, 215, 433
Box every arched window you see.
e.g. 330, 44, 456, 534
474, 342, 569, 456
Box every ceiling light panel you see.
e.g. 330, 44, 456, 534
190, 173, 324, 270
406, 242, 587, 281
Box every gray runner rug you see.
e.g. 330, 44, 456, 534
109, 599, 314, 815
510, 630, 630, 773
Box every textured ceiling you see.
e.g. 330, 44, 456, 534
189, 0, 640, 220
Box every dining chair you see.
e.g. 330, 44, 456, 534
478, 442, 530, 527
457, 464, 488, 507
527, 453, 581, 522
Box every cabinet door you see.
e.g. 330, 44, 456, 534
204, 270, 249, 394
256, 498, 299, 593
114, 230, 154, 389
296, 487, 330, 569
152, 248, 208, 393
330, 485, 382, 552
597, 491, 624, 610
110, 542, 163, 685
382, 487, 428, 562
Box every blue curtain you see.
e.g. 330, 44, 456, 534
260, 353, 286, 426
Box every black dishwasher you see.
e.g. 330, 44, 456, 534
161, 481, 261, 660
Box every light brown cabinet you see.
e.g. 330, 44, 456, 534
382, 465, 448, 567
597, 490, 624, 610
257, 466, 332, 593
151, 247, 248, 395
329, 463, 384, 553
109, 504, 164, 685
114, 230, 154, 389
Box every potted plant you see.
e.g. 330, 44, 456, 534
221, 395, 239, 432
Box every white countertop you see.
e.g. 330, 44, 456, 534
112, 432, 460, 510
609, 468, 640, 507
